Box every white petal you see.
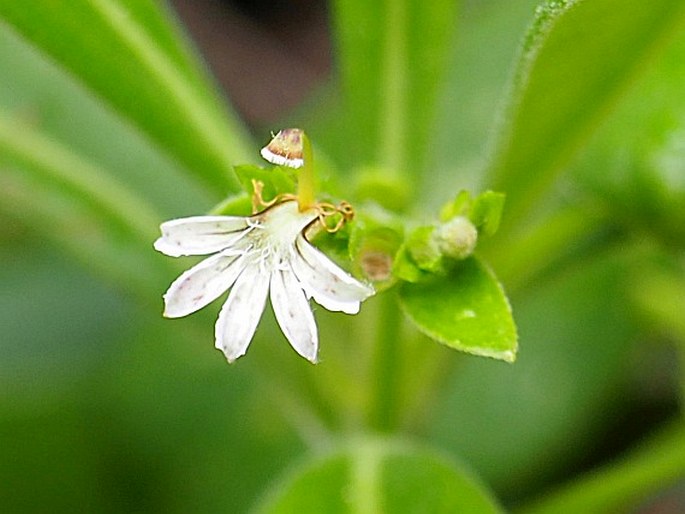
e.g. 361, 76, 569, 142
291, 235, 375, 314
154, 215, 250, 257
163, 251, 247, 318
214, 264, 269, 362
270, 267, 318, 363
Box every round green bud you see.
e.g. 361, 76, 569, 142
434, 216, 478, 260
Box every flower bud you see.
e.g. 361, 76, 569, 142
434, 216, 478, 260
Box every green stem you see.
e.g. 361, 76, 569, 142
368, 293, 402, 432
379, 0, 407, 173
402, 338, 465, 433
517, 421, 685, 514
298, 133, 316, 211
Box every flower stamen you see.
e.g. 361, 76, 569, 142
251, 179, 297, 214
251, 180, 355, 234
316, 201, 355, 233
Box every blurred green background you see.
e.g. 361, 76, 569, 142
2, 0, 685, 512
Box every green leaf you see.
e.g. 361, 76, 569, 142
0, 169, 164, 299
0, 113, 170, 298
569, 28, 685, 252
0, 112, 158, 236
332, 0, 458, 178
0, 0, 254, 193
399, 257, 517, 362
254, 437, 501, 514
425, 0, 540, 204
0, 25, 212, 216
487, 0, 685, 226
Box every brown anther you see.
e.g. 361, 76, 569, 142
338, 201, 355, 222
314, 200, 356, 233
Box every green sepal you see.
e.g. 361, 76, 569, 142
440, 189, 472, 221
392, 225, 443, 284
348, 210, 404, 289
208, 163, 303, 216
393, 245, 429, 283
399, 257, 518, 363
440, 190, 506, 237
233, 164, 296, 202
406, 226, 444, 273
471, 191, 506, 237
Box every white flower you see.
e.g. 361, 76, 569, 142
154, 200, 374, 363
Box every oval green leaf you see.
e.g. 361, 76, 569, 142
399, 257, 517, 362
253, 438, 501, 514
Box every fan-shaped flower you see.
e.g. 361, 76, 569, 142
154, 200, 374, 363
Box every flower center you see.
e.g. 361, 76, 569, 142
245, 201, 318, 271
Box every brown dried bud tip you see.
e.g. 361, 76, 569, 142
260, 128, 305, 169
360, 250, 393, 282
